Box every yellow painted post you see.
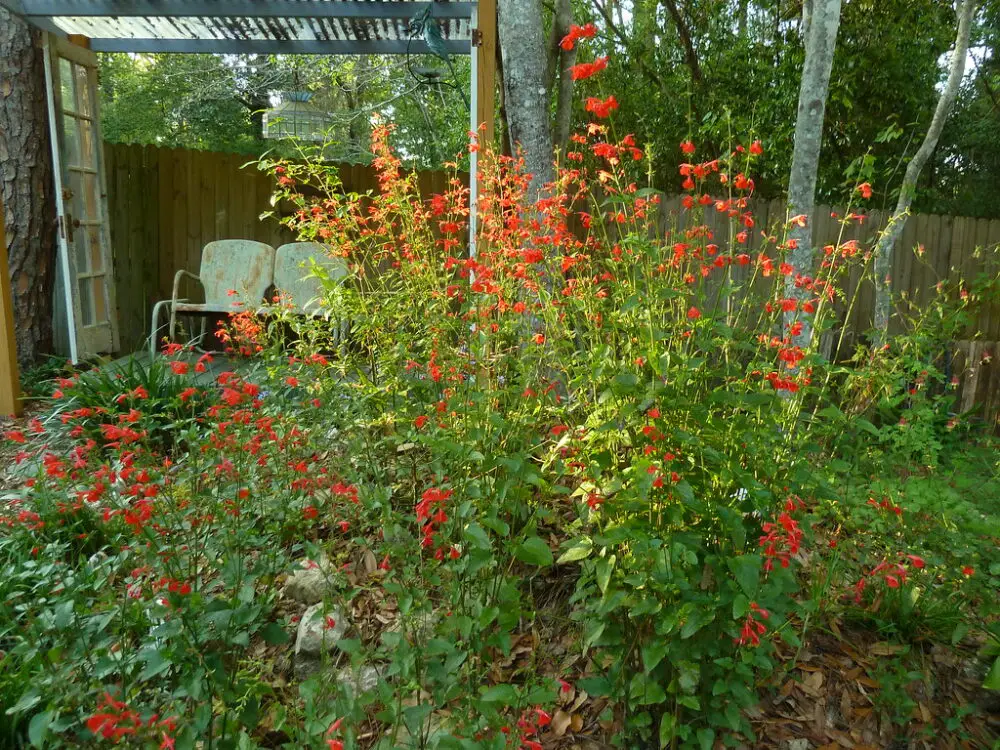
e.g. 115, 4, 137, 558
476, 0, 497, 148
0, 190, 24, 416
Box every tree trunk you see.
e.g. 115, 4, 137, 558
498, 0, 555, 202
0, 9, 56, 369
550, 0, 576, 156
872, 0, 976, 344
784, 0, 841, 350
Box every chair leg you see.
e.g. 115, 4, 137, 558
169, 307, 178, 343
150, 301, 169, 358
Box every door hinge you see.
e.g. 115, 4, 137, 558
471, 29, 483, 47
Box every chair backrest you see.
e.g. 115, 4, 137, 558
273, 242, 348, 314
199, 240, 276, 309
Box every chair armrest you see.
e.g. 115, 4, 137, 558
172, 269, 201, 303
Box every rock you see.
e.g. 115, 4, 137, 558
335, 664, 381, 694
785, 740, 811, 750
294, 603, 349, 679
283, 557, 334, 605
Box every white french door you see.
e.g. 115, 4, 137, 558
44, 35, 119, 361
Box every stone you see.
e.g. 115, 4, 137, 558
335, 664, 381, 694
293, 602, 349, 679
282, 557, 334, 605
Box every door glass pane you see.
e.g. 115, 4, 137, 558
82, 172, 99, 221
87, 225, 103, 273
64, 171, 89, 274
78, 277, 94, 326
78, 118, 96, 168
62, 114, 80, 167
92, 276, 107, 323
59, 58, 76, 112
73, 63, 93, 117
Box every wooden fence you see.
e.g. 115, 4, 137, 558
103, 143, 453, 352
103, 143, 999, 424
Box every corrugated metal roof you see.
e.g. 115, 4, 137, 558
0, 0, 475, 55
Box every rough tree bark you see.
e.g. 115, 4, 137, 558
872, 0, 976, 343
785, 0, 841, 349
0, 8, 56, 368
549, 0, 576, 156
498, 0, 555, 202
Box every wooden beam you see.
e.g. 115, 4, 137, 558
476, 0, 497, 147
66, 33, 90, 49
88, 37, 470, 55
0, 190, 24, 417
14, 0, 475, 19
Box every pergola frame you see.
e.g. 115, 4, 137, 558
0, 0, 496, 417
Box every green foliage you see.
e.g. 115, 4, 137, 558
1, 118, 997, 749
40, 354, 213, 454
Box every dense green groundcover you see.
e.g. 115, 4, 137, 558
2, 115, 1000, 749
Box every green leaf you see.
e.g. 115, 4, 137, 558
514, 536, 553, 567
577, 676, 612, 696
262, 622, 290, 645
139, 650, 172, 681
629, 673, 667, 705
596, 554, 615, 593
728, 555, 761, 598
696, 728, 715, 750
985, 656, 1000, 691
464, 522, 492, 550
28, 710, 51, 747
641, 639, 668, 672
659, 713, 677, 748
557, 537, 593, 564
732, 594, 750, 620
7, 691, 40, 715
480, 684, 519, 705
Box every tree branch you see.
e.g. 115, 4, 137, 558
660, 0, 703, 85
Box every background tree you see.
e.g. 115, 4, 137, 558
785, 0, 842, 347
873, 0, 978, 341
0, 8, 56, 367
99, 52, 471, 168
498, 0, 555, 201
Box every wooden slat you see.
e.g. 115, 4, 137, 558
0, 190, 22, 417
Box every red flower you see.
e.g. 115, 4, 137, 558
534, 333, 545, 344
647, 407, 660, 419
550, 424, 569, 436
560, 22, 596, 51
585, 95, 618, 119
285, 376, 299, 387
570, 56, 608, 80
302, 505, 318, 520
169, 361, 189, 375
687, 306, 701, 320
749, 140, 763, 155
962, 566, 974, 576
4, 430, 26, 444
680, 140, 696, 154
858, 182, 873, 199
906, 554, 926, 569
414, 415, 429, 429
179, 387, 198, 402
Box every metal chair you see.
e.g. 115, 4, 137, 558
272, 242, 348, 315
150, 240, 275, 356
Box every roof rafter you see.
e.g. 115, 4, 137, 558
12, 0, 474, 19
88, 37, 468, 54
